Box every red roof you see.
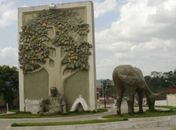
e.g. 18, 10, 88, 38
163, 87, 176, 94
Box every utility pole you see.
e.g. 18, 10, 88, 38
101, 79, 111, 109
101, 80, 107, 109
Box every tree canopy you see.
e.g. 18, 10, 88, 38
145, 70, 176, 93
0, 65, 18, 108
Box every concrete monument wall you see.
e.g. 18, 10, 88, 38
18, 1, 96, 113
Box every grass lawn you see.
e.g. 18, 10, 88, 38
104, 106, 176, 119
11, 106, 176, 127
103, 109, 174, 119
6, 106, 176, 126
12, 117, 127, 127
0, 109, 107, 119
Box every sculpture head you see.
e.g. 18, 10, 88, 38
144, 83, 156, 111
50, 87, 58, 97
146, 95, 155, 111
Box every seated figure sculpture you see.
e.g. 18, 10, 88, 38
40, 87, 66, 114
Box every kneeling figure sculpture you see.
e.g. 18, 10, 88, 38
40, 87, 66, 114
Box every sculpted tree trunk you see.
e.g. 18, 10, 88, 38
42, 45, 79, 94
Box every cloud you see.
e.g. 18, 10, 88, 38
0, 0, 17, 28
94, 0, 118, 18
96, 0, 176, 79
0, 47, 18, 66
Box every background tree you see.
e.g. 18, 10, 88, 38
19, 9, 92, 94
145, 69, 176, 99
0, 65, 18, 109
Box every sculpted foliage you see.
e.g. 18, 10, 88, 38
19, 9, 92, 73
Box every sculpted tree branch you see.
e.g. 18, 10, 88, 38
62, 69, 79, 81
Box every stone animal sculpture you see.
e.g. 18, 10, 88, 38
113, 65, 162, 115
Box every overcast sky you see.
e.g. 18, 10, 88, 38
0, 0, 176, 79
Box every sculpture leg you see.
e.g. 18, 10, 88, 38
138, 91, 144, 113
132, 95, 134, 113
116, 86, 124, 116
116, 95, 122, 116
126, 87, 135, 115
127, 95, 134, 115
125, 86, 135, 115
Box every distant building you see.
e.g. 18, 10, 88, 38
164, 87, 176, 94
156, 87, 176, 100
160, 87, 176, 106
96, 80, 114, 98
167, 94, 176, 106
96, 80, 102, 98
155, 87, 176, 106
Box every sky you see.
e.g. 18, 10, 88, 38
0, 0, 176, 79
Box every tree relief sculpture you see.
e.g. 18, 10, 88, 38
19, 9, 92, 94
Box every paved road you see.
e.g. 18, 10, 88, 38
0, 111, 114, 130
0, 103, 157, 130
0, 102, 119, 130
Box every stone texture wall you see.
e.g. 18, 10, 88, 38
65, 71, 89, 109
24, 69, 48, 100
18, 1, 96, 112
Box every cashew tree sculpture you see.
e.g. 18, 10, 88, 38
19, 9, 92, 94
112, 65, 163, 115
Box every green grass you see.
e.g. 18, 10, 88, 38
0, 109, 107, 119
104, 107, 176, 119
9, 106, 176, 127
156, 105, 176, 110
11, 118, 128, 127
